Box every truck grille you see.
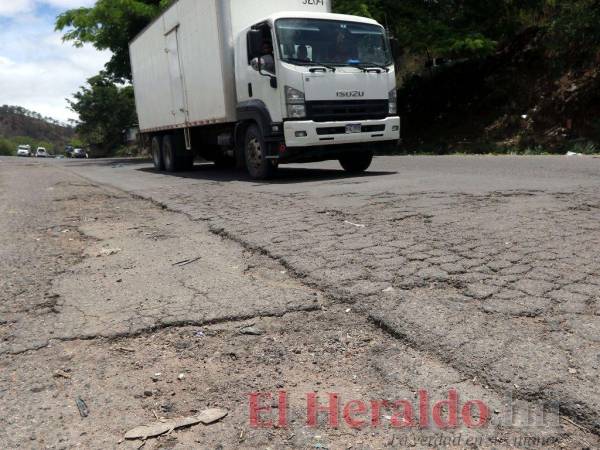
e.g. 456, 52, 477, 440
305, 100, 389, 122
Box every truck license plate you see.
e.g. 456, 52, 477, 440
345, 124, 362, 134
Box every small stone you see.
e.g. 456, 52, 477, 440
178, 373, 186, 381
144, 390, 153, 397
240, 326, 264, 336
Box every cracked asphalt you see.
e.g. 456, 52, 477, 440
1, 155, 599, 448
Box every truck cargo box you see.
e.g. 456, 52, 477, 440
130, 0, 331, 133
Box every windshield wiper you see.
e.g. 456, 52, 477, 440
283, 58, 336, 72
329, 63, 385, 73
356, 62, 391, 72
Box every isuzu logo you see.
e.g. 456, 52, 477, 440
336, 91, 365, 98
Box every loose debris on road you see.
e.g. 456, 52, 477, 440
172, 257, 202, 267
76, 397, 90, 418
124, 408, 228, 440
239, 326, 265, 336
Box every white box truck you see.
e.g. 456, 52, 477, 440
130, 0, 400, 179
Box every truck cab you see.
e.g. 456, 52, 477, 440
235, 13, 400, 177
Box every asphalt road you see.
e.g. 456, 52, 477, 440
1, 154, 599, 447
56, 155, 600, 432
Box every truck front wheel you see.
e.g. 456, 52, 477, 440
339, 151, 374, 174
151, 136, 164, 171
244, 125, 277, 180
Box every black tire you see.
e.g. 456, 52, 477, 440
163, 134, 195, 172
339, 151, 374, 174
244, 124, 277, 180
151, 136, 164, 171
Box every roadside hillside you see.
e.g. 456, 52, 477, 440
398, 28, 600, 154
0, 105, 75, 154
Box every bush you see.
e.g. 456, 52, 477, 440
568, 140, 599, 155
0, 138, 14, 156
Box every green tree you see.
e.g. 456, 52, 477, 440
546, 0, 600, 56
56, 0, 172, 81
333, 0, 379, 18
334, 0, 550, 58
336, 0, 600, 59
68, 72, 137, 156
0, 138, 14, 156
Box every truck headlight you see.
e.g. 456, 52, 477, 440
287, 104, 306, 118
389, 88, 397, 115
285, 86, 306, 119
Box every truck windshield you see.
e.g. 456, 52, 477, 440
275, 18, 392, 68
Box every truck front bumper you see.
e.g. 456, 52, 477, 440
283, 116, 400, 148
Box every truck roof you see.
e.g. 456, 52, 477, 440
265, 11, 380, 26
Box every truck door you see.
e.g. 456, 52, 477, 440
165, 27, 188, 126
242, 23, 282, 121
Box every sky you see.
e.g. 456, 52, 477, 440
0, 0, 110, 123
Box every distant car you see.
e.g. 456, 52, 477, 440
65, 145, 74, 158
36, 147, 49, 158
72, 148, 87, 159
17, 145, 31, 157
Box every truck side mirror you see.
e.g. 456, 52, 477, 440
248, 29, 263, 60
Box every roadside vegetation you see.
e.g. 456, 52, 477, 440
0, 136, 55, 156
336, 0, 600, 154
67, 73, 137, 158
0, 105, 78, 156
54, 0, 600, 156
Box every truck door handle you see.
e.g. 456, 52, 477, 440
248, 83, 253, 98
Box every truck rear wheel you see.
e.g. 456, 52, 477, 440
244, 124, 277, 180
151, 136, 164, 171
339, 151, 374, 174
163, 134, 195, 172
